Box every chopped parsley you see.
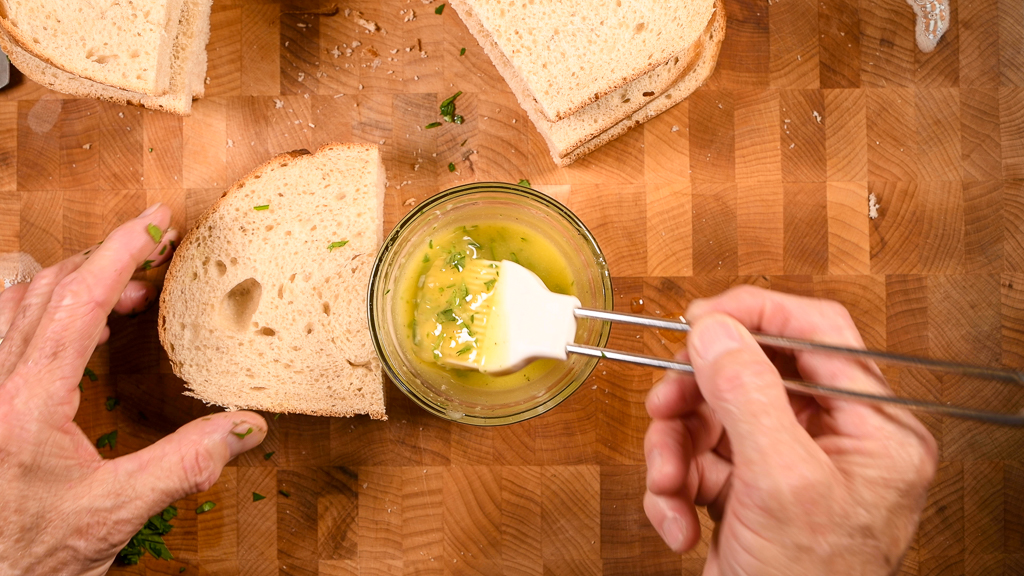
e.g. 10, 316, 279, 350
116, 506, 177, 565
148, 147, 154, 153
254, 204, 270, 211
425, 121, 442, 129
279, 490, 291, 498
484, 278, 496, 291
447, 251, 466, 271
84, 367, 99, 381
142, 260, 154, 271
159, 244, 167, 256
510, 252, 520, 264
423, 253, 431, 263
253, 492, 266, 502
96, 430, 118, 450
456, 345, 473, 356
440, 91, 464, 124
196, 501, 216, 514
105, 397, 120, 411
448, 162, 456, 172
264, 451, 275, 460
435, 3, 445, 14
517, 179, 531, 188
147, 224, 163, 243
232, 427, 254, 440
327, 240, 349, 252
274, 413, 282, 420
437, 308, 457, 323
460, 47, 466, 56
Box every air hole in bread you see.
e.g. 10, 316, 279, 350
323, 302, 331, 316
266, 225, 275, 232
215, 260, 227, 276
285, 230, 292, 236
250, 386, 267, 391
289, 273, 297, 283
260, 327, 276, 336
202, 256, 210, 267
230, 257, 238, 266
643, 91, 655, 97
192, 271, 198, 280
304, 322, 315, 335
310, 225, 317, 232
218, 278, 263, 332
278, 284, 285, 299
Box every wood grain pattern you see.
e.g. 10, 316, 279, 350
1, 0, 1022, 573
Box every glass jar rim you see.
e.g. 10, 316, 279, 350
367, 182, 613, 426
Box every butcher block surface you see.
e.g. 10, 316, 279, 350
2, 0, 1024, 573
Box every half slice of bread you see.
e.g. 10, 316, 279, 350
0, 0, 185, 95
159, 144, 387, 419
456, 0, 716, 160
449, 0, 716, 122
0, 0, 211, 114
555, 0, 725, 166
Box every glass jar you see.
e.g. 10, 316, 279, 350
367, 182, 613, 426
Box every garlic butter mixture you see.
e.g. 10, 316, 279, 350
395, 221, 576, 390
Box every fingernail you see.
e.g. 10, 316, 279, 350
227, 422, 264, 458
140, 202, 162, 217
662, 514, 686, 550
691, 318, 744, 363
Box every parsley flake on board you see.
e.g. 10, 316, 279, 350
517, 179, 531, 188
147, 224, 163, 243
84, 367, 99, 381
196, 501, 216, 514
105, 397, 120, 411
435, 3, 445, 14
264, 451, 275, 460
425, 121, 442, 129
142, 260, 154, 271
254, 204, 270, 211
327, 240, 349, 252
439, 91, 463, 124
116, 506, 178, 565
253, 492, 266, 502
460, 47, 466, 56
448, 162, 456, 172
279, 490, 291, 498
96, 430, 118, 450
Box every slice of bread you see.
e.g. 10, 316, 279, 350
159, 144, 387, 419
0, 0, 211, 114
456, 0, 715, 159
554, 0, 725, 166
0, 0, 185, 95
449, 0, 716, 122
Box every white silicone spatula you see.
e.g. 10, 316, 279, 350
427, 260, 1024, 426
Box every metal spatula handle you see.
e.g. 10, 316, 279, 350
573, 308, 1024, 385
570, 308, 1024, 426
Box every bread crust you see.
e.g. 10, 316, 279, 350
159, 143, 387, 420
553, 0, 726, 166
450, 0, 716, 121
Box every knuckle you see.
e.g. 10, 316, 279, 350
50, 276, 105, 322
180, 443, 222, 494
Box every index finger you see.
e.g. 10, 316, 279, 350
11, 204, 172, 406
685, 285, 903, 431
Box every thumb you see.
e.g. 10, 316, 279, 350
687, 313, 809, 467
105, 412, 267, 522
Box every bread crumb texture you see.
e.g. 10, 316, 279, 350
453, 0, 716, 122
159, 143, 387, 419
2, 0, 187, 94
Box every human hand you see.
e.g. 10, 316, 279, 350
643, 285, 937, 576
0, 204, 268, 576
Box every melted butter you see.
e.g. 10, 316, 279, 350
395, 222, 576, 390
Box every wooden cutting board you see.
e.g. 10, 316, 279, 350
2, 0, 1023, 573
